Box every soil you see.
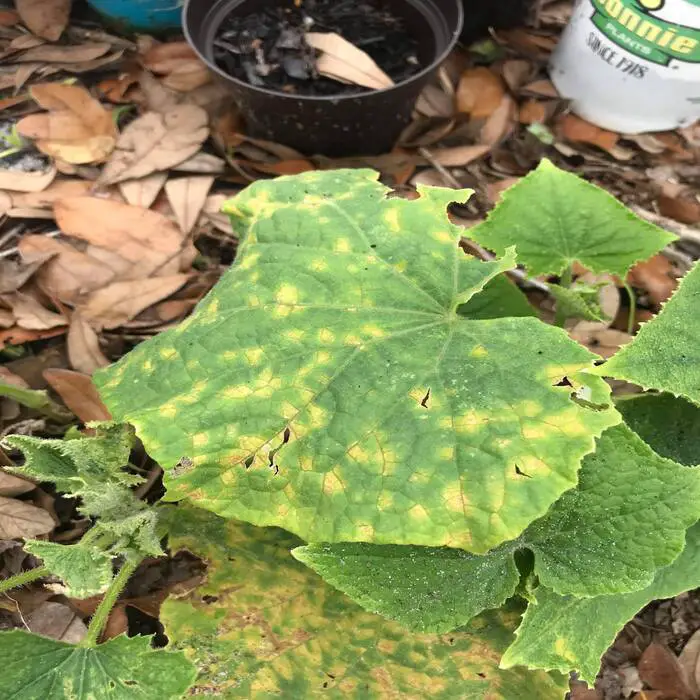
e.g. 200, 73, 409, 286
212, 0, 421, 96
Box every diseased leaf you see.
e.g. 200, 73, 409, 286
98, 106, 209, 185
501, 523, 700, 684
161, 504, 567, 698
295, 424, 700, 632
23, 540, 112, 598
0, 495, 54, 538
617, 393, 700, 466
470, 159, 676, 277
97, 169, 619, 553
603, 262, 700, 405
0, 631, 196, 699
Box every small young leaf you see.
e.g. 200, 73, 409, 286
23, 540, 113, 598
617, 393, 700, 466
97, 169, 619, 553
294, 424, 700, 632
0, 630, 197, 699
470, 159, 675, 277
501, 522, 700, 684
548, 282, 608, 322
603, 261, 700, 405
160, 504, 566, 698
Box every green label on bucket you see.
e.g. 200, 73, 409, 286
589, 0, 700, 65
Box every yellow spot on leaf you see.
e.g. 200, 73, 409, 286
470, 345, 488, 358
432, 230, 453, 243
357, 524, 375, 539
322, 472, 345, 495
245, 348, 264, 365
334, 238, 351, 253
348, 444, 369, 463
409, 504, 430, 522
309, 258, 328, 272
280, 402, 297, 419
238, 252, 260, 270
307, 404, 329, 429
361, 324, 385, 338
276, 284, 299, 305
344, 334, 362, 346
193, 433, 209, 448
440, 446, 455, 461
223, 385, 252, 399
160, 348, 177, 360
554, 638, 576, 663
443, 483, 466, 512
247, 295, 261, 307
159, 403, 178, 418
318, 328, 335, 343
454, 410, 487, 433
284, 329, 305, 342
384, 208, 400, 231
223, 350, 238, 361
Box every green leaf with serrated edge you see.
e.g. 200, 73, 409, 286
617, 393, 700, 466
160, 504, 567, 698
603, 261, 700, 405
96, 168, 619, 553
457, 274, 537, 319
2, 425, 162, 557
548, 282, 608, 322
294, 423, 700, 632
470, 159, 675, 278
293, 541, 519, 634
0, 631, 196, 699
502, 522, 700, 684
23, 540, 113, 598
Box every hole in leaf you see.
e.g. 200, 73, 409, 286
420, 389, 431, 408
202, 595, 219, 604
124, 680, 139, 687
514, 465, 531, 478
477, 673, 487, 679
244, 455, 254, 470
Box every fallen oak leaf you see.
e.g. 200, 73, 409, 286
43, 368, 111, 422
627, 255, 678, 306
0, 162, 56, 192
0, 469, 35, 497
427, 144, 491, 167
118, 172, 168, 209
2, 292, 66, 330
98, 105, 209, 186
165, 176, 215, 235
54, 196, 187, 279
26, 602, 87, 644
17, 83, 116, 164
0, 325, 66, 350
15, 0, 71, 42
0, 495, 54, 538
0, 257, 51, 295
78, 274, 190, 329
11, 177, 92, 210
305, 32, 394, 90
66, 312, 109, 375
456, 67, 505, 118
13, 42, 111, 64
480, 94, 517, 146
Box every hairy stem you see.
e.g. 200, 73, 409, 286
623, 281, 637, 336
0, 566, 50, 595
554, 266, 574, 327
82, 556, 142, 647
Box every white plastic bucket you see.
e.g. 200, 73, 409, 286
550, 0, 700, 133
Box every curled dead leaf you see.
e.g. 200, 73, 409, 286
43, 368, 111, 422
67, 313, 109, 375
165, 176, 215, 234
456, 67, 505, 118
0, 495, 54, 538
15, 0, 71, 42
2, 292, 66, 330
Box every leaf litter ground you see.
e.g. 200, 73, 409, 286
0, 1, 699, 699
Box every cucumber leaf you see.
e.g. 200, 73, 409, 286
23, 540, 113, 598
469, 159, 675, 278
160, 504, 567, 699
501, 522, 700, 684
603, 261, 700, 405
0, 631, 196, 700
617, 392, 700, 466
96, 169, 619, 553
294, 424, 700, 632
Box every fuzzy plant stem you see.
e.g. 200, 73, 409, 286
83, 556, 142, 647
623, 281, 637, 335
0, 566, 50, 595
554, 266, 574, 327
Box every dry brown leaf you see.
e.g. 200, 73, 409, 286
141, 41, 199, 72
0, 9, 19, 26
456, 67, 505, 119
6, 206, 54, 220
19, 235, 115, 303
57, 51, 125, 75
501, 59, 532, 91
54, 196, 185, 279
627, 255, 678, 305
658, 192, 700, 225
3, 292, 66, 330
15, 42, 110, 64
78, 274, 189, 329
486, 177, 520, 205
0, 470, 34, 497
202, 193, 235, 235
480, 94, 517, 146
428, 144, 491, 167
306, 32, 394, 90
522, 79, 560, 98
99, 106, 209, 185
97, 73, 140, 104
174, 152, 226, 174
0, 325, 66, 349
678, 629, 700, 698
638, 643, 693, 700
519, 99, 548, 124
557, 113, 619, 152
0, 163, 56, 193
165, 176, 215, 234
0, 494, 54, 538
0, 309, 14, 329
17, 83, 116, 164
0, 257, 50, 294
415, 84, 454, 118
14, 62, 41, 91
27, 602, 87, 643
163, 61, 212, 92
43, 368, 111, 422
15, 0, 70, 42
12, 177, 93, 210
67, 313, 109, 375
118, 172, 167, 209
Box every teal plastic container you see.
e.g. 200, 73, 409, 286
86, 0, 183, 32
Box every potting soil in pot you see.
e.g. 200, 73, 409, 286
212, 0, 422, 96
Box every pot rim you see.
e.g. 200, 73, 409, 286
182, 0, 464, 102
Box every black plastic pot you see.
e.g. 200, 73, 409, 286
183, 0, 463, 156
